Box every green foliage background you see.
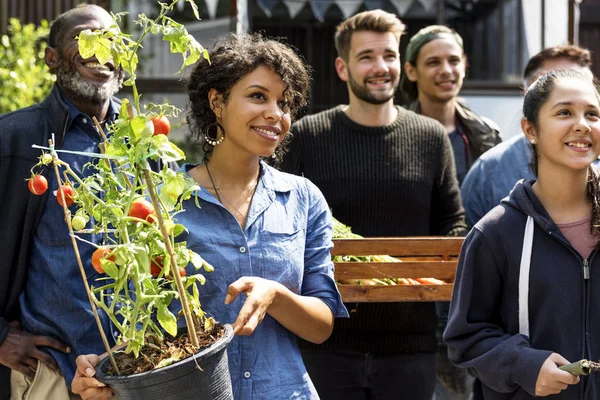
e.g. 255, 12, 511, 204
0, 19, 55, 115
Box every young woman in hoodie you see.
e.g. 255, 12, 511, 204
444, 69, 600, 399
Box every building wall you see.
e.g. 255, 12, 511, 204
0, 0, 110, 34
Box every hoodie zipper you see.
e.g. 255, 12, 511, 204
547, 229, 593, 398
583, 255, 593, 398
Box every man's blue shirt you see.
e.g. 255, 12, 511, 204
178, 160, 348, 400
19, 94, 120, 388
461, 134, 533, 227
462, 134, 600, 226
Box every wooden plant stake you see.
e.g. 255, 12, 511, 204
49, 137, 120, 374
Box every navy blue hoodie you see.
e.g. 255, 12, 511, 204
444, 180, 599, 399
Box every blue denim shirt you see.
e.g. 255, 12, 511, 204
460, 134, 534, 227
178, 161, 348, 400
19, 94, 119, 388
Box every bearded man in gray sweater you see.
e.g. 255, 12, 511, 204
279, 9, 468, 400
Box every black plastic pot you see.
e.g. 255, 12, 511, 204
96, 324, 234, 400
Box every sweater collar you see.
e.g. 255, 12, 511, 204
333, 105, 407, 135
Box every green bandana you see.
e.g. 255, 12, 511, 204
404, 26, 464, 64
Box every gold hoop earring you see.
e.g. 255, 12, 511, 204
204, 122, 224, 146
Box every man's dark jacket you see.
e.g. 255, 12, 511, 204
0, 86, 168, 398
406, 100, 502, 165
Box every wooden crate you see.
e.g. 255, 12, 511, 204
332, 237, 464, 302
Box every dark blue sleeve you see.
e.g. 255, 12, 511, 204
444, 228, 551, 396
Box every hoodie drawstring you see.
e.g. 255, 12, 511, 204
518, 216, 534, 338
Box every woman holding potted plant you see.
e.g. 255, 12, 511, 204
444, 69, 600, 398
73, 32, 348, 400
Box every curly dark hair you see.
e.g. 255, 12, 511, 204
186, 33, 311, 163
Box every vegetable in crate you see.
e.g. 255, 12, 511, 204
332, 217, 446, 285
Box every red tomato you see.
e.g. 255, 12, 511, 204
150, 256, 186, 279
128, 199, 155, 222
92, 247, 114, 274
28, 175, 48, 195
151, 116, 171, 136
150, 256, 164, 277
56, 185, 75, 207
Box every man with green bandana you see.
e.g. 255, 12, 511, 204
402, 25, 501, 186
401, 26, 502, 400
280, 11, 468, 400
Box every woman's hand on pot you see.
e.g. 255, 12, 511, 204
72, 354, 114, 400
226, 277, 283, 336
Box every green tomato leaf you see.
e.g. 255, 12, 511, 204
186, 0, 201, 20
159, 171, 185, 210
77, 29, 98, 59
157, 302, 177, 337
101, 259, 119, 279
124, 75, 136, 86
163, 22, 187, 53
172, 223, 186, 237
126, 340, 141, 358
95, 36, 113, 66
151, 135, 185, 162
130, 116, 152, 140
190, 251, 213, 273
155, 356, 179, 369
133, 246, 150, 275
189, 273, 206, 285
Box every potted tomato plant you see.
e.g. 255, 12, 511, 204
28, 1, 233, 398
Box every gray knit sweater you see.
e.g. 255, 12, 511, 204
280, 105, 468, 353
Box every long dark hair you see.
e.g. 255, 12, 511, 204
523, 69, 600, 237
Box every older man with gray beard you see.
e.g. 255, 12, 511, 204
0, 5, 126, 400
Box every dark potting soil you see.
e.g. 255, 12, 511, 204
105, 323, 226, 376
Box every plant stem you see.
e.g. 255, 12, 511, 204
143, 167, 199, 348
92, 295, 124, 332
49, 139, 120, 375
128, 261, 142, 342
92, 116, 133, 190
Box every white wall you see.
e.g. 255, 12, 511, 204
461, 95, 524, 140
522, 0, 570, 58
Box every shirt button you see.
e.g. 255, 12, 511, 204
244, 371, 251, 378
239, 246, 246, 253
82, 118, 88, 124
